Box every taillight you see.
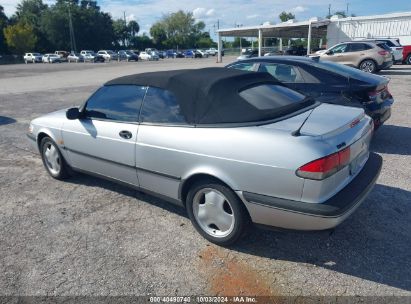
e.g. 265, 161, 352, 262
296, 146, 351, 180
378, 50, 389, 56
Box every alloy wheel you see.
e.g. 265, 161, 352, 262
192, 188, 235, 238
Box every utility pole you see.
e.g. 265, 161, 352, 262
328, 4, 331, 18
346, 3, 349, 16
68, 2, 76, 52
123, 11, 127, 47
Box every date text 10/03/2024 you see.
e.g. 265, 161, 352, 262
149, 296, 258, 303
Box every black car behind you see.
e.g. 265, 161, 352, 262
226, 56, 393, 128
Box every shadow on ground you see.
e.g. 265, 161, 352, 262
0, 116, 16, 126
371, 124, 411, 155
66, 170, 411, 292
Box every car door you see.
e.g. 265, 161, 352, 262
135, 87, 188, 200
321, 43, 349, 64
62, 85, 146, 186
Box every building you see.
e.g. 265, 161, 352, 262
327, 12, 411, 47
216, 11, 411, 62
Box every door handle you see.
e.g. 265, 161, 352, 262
119, 130, 132, 139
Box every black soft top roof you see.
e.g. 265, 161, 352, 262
105, 67, 293, 124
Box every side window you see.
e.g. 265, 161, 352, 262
259, 63, 304, 83
228, 63, 255, 71
349, 43, 367, 52
379, 40, 394, 47
330, 44, 348, 53
140, 87, 186, 124
85, 85, 145, 122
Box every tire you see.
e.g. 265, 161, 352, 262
359, 59, 377, 73
406, 54, 411, 65
186, 180, 250, 246
40, 137, 69, 180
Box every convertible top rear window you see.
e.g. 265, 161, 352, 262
239, 84, 305, 110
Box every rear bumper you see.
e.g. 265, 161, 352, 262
378, 60, 393, 70
240, 152, 382, 230
366, 98, 393, 127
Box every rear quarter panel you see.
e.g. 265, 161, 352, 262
135, 124, 335, 202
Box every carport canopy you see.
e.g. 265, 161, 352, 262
216, 18, 330, 62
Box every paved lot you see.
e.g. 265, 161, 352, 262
0, 59, 410, 297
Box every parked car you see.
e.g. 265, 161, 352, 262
23, 52, 42, 64
237, 49, 259, 60
175, 51, 185, 58
183, 50, 195, 58
166, 50, 176, 58
403, 45, 411, 65
42, 53, 61, 63
360, 38, 403, 64
194, 50, 208, 58
118, 50, 139, 62
227, 56, 394, 128
55, 51, 69, 62
67, 52, 83, 63
150, 51, 160, 61
158, 51, 166, 59
80, 50, 105, 63
206, 48, 218, 56
315, 41, 393, 73
284, 45, 307, 56
27, 67, 381, 245
97, 50, 118, 62
138, 51, 151, 60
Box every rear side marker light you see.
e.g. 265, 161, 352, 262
378, 50, 389, 56
296, 147, 351, 180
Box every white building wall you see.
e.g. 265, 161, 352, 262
326, 13, 411, 47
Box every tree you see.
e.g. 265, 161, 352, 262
150, 10, 208, 49
40, 1, 114, 51
4, 22, 37, 54
128, 20, 139, 37
150, 22, 167, 47
0, 5, 9, 53
279, 11, 295, 22
130, 33, 153, 50
232, 37, 251, 48
113, 19, 128, 46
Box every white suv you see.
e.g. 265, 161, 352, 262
97, 50, 118, 61
362, 38, 403, 63
23, 53, 42, 63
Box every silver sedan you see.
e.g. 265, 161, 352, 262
27, 68, 382, 245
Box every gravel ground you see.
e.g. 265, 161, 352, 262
0, 59, 410, 297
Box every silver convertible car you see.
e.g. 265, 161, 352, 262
27, 68, 382, 245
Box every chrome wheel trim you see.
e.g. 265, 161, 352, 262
43, 142, 61, 175
360, 60, 375, 73
192, 188, 235, 238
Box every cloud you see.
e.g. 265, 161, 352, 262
246, 14, 259, 19
291, 6, 307, 13
192, 7, 215, 19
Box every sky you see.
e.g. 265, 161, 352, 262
2, 0, 411, 39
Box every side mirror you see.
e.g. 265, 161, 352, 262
66, 107, 80, 120
326, 50, 333, 55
